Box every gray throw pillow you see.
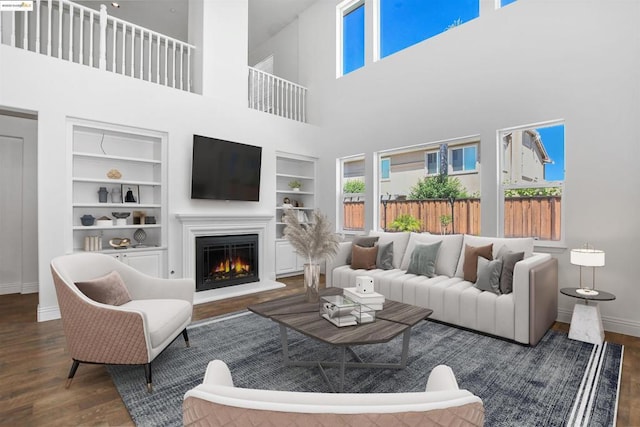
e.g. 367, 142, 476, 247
406, 241, 442, 278
376, 241, 394, 270
475, 257, 503, 294
346, 236, 380, 264
497, 246, 525, 294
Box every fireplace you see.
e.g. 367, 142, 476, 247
195, 234, 259, 292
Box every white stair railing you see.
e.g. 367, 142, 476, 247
248, 67, 307, 123
0, 0, 194, 92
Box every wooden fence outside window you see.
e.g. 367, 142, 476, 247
343, 196, 561, 241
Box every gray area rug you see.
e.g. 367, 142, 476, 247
108, 311, 623, 427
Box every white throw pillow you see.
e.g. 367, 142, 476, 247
400, 233, 463, 277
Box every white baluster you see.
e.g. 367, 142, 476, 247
164, 37, 168, 85
23, 8, 28, 49
47, 0, 51, 55
68, 4, 72, 61
139, 29, 143, 78
0, 8, 3, 45
171, 40, 176, 88
89, 10, 94, 67
179, 44, 183, 90
10, 11, 16, 47
121, 22, 126, 74
78, 8, 83, 64
156, 35, 160, 83
130, 26, 134, 76
36, 0, 41, 53
57, 0, 62, 58
147, 32, 152, 81
186, 46, 191, 92
111, 19, 116, 72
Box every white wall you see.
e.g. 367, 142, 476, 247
0, 0, 322, 320
249, 18, 300, 83
289, 0, 640, 336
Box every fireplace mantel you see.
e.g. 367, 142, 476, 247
176, 212, 284, 304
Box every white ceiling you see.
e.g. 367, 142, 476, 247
76, 0, 318, 52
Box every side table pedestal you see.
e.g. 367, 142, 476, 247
568, 303, 604, 345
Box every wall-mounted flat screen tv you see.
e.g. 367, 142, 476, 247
191, 135, 262, 201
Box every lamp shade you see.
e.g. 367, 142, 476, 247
570, 248, 605, 267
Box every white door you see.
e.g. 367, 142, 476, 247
0, 136, 23, 293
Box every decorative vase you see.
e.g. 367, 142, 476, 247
111, 187, 122, 203
304, 263, 321, 303
98, 187, 108, 203
133, 228, 147, 247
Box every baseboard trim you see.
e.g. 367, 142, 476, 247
558, 307, 640, 338
38, 304, 61, 322
0, 283, 22, 295
21, 282, 38, 294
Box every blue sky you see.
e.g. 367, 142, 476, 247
537, 125, 565, 182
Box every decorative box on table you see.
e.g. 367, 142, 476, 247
320, 295, 376, 327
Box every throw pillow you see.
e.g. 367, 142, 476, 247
475, 257, 503, 294
406, 241, 442, 278
497, 246, 525, 294
463, 244, 493, 283
351, 245, 379, 270
346, 236, 380, 264
375, 241, 394, 270
75, 270, 132, 306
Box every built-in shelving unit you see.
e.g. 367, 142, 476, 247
67, 119, 168, 276
275, 152, 317, 276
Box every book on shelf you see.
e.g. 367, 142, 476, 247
343, 287, 385, 304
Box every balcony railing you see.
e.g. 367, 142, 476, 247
0, 1, 195, 91
248, 67, 307, 123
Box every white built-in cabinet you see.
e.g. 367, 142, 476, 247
68, 119, 167, 277
275, 152, 317, 277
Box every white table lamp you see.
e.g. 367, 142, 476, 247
570, 246, 605, 296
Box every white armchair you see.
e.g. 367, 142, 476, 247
50, 252, 194, 392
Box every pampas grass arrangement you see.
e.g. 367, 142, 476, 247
283, 209, 340, 264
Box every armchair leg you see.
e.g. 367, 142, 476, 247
144, 363, 152, 393
66, 360, 80, 388
182, 328, 190, 347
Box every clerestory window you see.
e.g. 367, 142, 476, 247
338, 0, 365, 76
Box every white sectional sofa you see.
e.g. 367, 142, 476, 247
183, 360, 484, 426
326, 232, 558, 345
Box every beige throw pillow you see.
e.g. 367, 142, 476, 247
350, 245, 379, 270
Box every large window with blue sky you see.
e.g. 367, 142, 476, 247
379, 0, 479, 59
500, 122, 565, 242
340, 0, 365, 75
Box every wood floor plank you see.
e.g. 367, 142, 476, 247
0, 279, 637, 426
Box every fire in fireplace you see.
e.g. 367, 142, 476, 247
195, 234, 259, 291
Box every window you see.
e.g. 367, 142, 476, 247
425, 151, 440, 175
338, 0, 365, 76
380, 158, 390, 180
376, 136, 481, 234
500, 122, 565, 242
450, 145, 477, 173
379, 0, 479, 59
499, 0, 518, 8
339, 155, 365, 232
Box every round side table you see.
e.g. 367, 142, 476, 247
560, 287, 615, 345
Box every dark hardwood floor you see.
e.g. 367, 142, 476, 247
0, 277, 637, 426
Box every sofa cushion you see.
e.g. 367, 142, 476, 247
497, 246, 525, 294
368, 231, 411, 269
351, 245, 378, 270
407, 242, 442, 278
75, 270, 132, 306
455, 235, 534, 278
475, 257, 502, 294
401, 233, 463, 277
376, 241, 395, 270
462, 244, 493, 283
346, 236, 379, 264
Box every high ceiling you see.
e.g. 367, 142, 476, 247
76, 0, 318, 52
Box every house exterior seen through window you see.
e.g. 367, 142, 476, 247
500, 122, 565, 242
451, 145, 477, 173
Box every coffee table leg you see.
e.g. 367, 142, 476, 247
400, 328, 411, 368
279, 324, 290, 366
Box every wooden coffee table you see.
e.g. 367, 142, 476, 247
248, 288, 432, 392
